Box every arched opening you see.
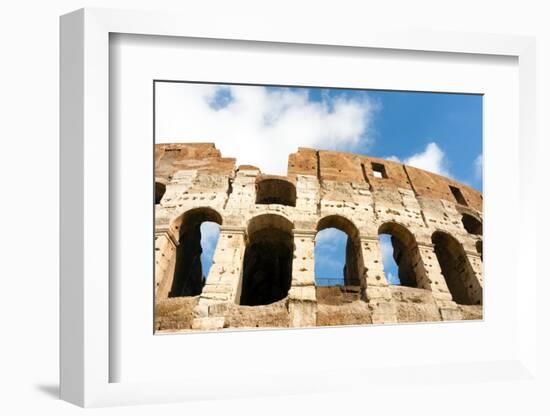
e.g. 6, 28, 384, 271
378, 222, 424, 288
461, 213, 482, 235
199, 222, 221, 279
475, 240, 483, 261
240, 214, 294, 306
315, 216, 363, 287
432, 231, 481, 305
314, 228, 348, 287
255, 178, 296, 207
169, 208, 222, 297
155, 182, 166, 205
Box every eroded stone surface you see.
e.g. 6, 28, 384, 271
390, 286, 442, 323
457, 304, 483, 320
155, 296, 199, 331
317, 302, 373, 327
154, 144, 484, 331
225, 299, 291, 328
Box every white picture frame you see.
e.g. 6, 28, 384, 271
60, 7, 537, 408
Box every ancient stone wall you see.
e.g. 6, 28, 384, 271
154, 143, 483, 332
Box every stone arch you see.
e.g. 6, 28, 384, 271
432, 231, 482, 305
316, 215, 363, 287
255, 177, 296, 207
247, 213, 294, 238
461, 213, 482, 235
378, 221, 426, 288
171, 206, 223, 232
317, 215, 360, 239
240, 213, 294, 306
168, 207, 223, 298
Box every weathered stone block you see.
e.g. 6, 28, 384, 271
288, 286, 317, 302
439, 307, 463, 321
370, 301, 398, 324
191, 317, 225, 330
289, 300, 317, 327
366, 286, 392, 301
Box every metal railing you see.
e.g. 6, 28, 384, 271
315, 277, 345, 287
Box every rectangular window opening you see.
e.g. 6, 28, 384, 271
449, 185, 467, 206
371, 162, 388, 179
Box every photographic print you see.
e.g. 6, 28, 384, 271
153, 81, 483, 333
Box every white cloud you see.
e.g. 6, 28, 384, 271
315, 228, 349, 254
474, 154, 482, 179
156, 83, 377, 175
379, 235, 395, 267
316, 227, 346, 244
379, 235, 401, 285
315, 228, 347, 278
388, 142, 451, 177
200, 221, 220, 258
386, 272, 400, 285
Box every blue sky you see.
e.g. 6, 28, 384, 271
156, 82, 482, 286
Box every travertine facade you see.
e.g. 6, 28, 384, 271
155, 143, 483, 332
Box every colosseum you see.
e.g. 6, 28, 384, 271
154, 143, 483, 332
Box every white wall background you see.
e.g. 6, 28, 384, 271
0, 0, 547, 414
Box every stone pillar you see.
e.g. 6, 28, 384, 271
416, 243, 461, 320
465, 251, 483, 304
191, 226, 246, 330
154, 226, 179, 299
288, 229, 317, 327
360, 236, 397, 324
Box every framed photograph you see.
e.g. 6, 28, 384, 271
152, 80, 484, 334
60, 8, 537, 407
